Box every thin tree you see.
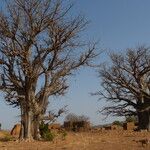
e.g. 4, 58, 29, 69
0, 0, 98, 140
95, 46, 150, 131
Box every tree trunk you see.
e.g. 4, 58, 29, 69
148, 112, 150, 131
137, 110, 150, 131
19, 123, 24, 140
33, 117, 41, 140
19, 105, 25, 140
20, 107, 41, 140
24, 110, 33, 140
137, 98, 150, 131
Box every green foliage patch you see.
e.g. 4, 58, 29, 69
39, 121, 55, 141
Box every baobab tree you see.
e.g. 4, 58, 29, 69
0, 0, 98, 140
96, 46, 150, 131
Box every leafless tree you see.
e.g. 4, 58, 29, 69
0, 0, 98, 140
95, 46, 150, 131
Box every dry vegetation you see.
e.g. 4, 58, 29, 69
0, 130, 150, 150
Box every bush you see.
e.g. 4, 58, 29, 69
42, 131, 55, 141
39, 121, 55, 141
113, 121, 123, 126
0, 134, 14, 142
65, 113, 89, 122
126, 116, 137, 123
61, 130, 67, 140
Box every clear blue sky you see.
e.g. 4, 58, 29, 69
1, 0, 150, 129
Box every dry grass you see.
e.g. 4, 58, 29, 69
0, 131, 15, 142
0, 130, 149, 150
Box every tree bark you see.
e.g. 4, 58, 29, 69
20, 106, 41, 140
137, 100, 150, 131
19, 105, 25, 140
33, 117, 41, 140
137, 98, 150, 131
24, 110, 33, 140
138, 110, 150, 131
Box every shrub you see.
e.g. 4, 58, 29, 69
65, 113, 89, 122
42, 131, 55, 141
61, 130, 67, 140
39, 121, 55, 141
126, 116, 137, 123
0, 134, 14, 142
113, 121, 123, 126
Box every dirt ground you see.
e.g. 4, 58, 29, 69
0, 130, 150, 150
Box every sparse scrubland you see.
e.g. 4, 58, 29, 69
0, 0, 150, 149
0, 129, 150, 150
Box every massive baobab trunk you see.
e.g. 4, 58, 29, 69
19, 96, 34, 140
138, 111, 150, 131
20, 106, 41, 140
32, 115, 42, 140
33, 121, 41, 140
19, 107, 33, 140
137, 99, 150, 131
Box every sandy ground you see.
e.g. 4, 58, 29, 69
0, 130, 150, 150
